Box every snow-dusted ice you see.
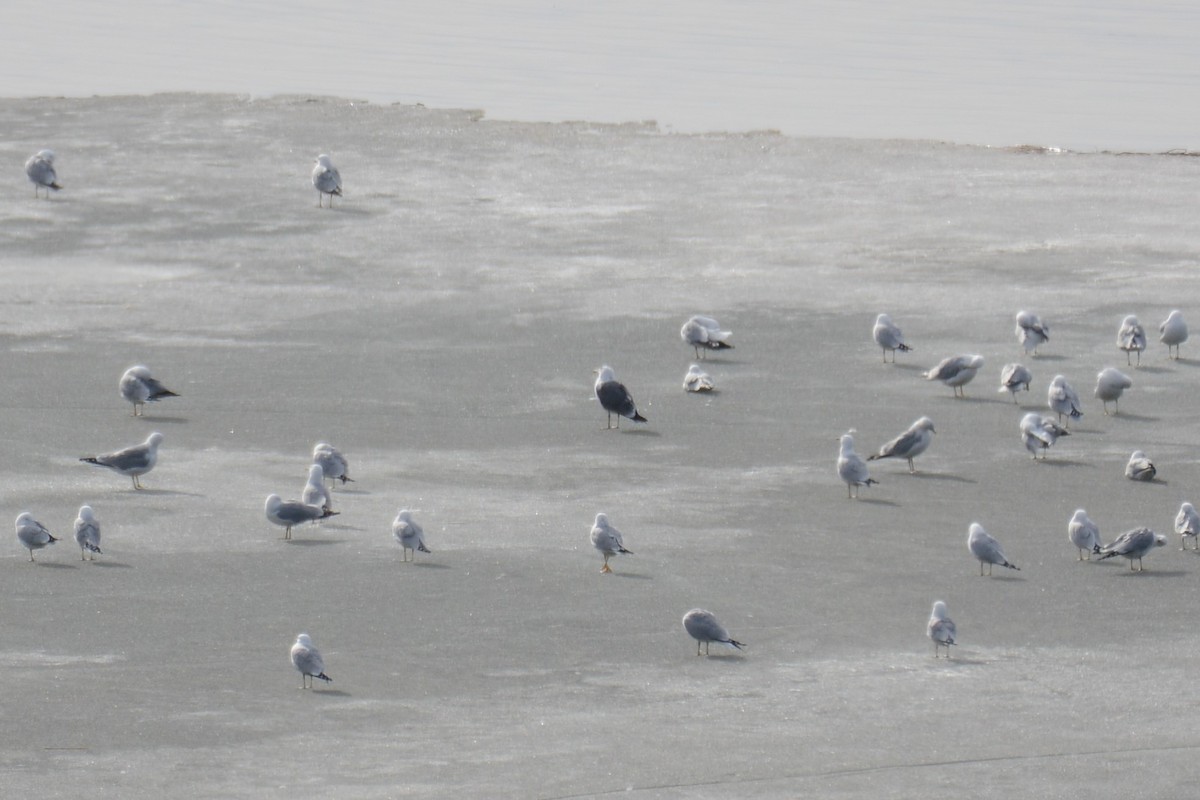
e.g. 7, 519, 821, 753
80, 432, 164, 490
119, 365, 179, 417
1174, 502, 1200, 550
680, 315, 733, 359
594, 365, 646, 429
312, 154, 342, 207
868, 416, 935, 474
682, 609, 745, 656
998, 363, 1032, 402
1125, 450, 1156, 481
589, 512, 632, 573
1068, 509, 1101, 561
967, 522, 1019, 575
924, 355, 983, 397
1019, 412, 1069, 460
392, 509, 430, 561
73, 505, 102, 561
1117, 315, 1147, 366
1160, 310, 1188, 359
312, 443, 353, 485
24, 149, 61, 197
1094, 367, 1132, 415
1098, 527, 1166, 571
301, 465, 332, 512
872, 313, 912, 363
1047, 374, 1082, 427
837, 431, 877, 498
265, 494, 338, 540
682, 364, 714, 393
927, 600, 956, 658
1014, 311, 1049, 355
15, 512, 57, 562
290, 633, 332, 689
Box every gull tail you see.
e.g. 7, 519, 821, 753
618, 545, 634, 555
337, 475, 355, 484
726, 639, 746, 651
149, 389, 179, 401
631, 412, 647, 423
50, 182, 63, 190
47, 533, 60, 543
321, 509, 340, 520
704, 340, 734, 351
1002, 561, 1020, 571
80, 457, 101, 466
1096, 550, 1118, 562
1069, 407, 1083, 419
867, 453, 886, 461
418, 542, 431, 554
84, 542, 101, 554
866, 478, 879, 486
897, 343, 912, 352
314, 672, 332, 683
1092, 544, 1102, 554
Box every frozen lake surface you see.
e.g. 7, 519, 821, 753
2, 94, 1200, 797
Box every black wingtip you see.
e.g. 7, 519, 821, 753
867, 454, 881, 461
149, 390, 180, 400
316, 672, 332, 683
1005, 562, 1021, 571
338, 475, 355, 484
898, 343, 913, 352
632, 413, 647, 423
321, 509, 341, 519
80, 457, 99, 465
728, 639, 746, 651
1092, 544, 1102, 554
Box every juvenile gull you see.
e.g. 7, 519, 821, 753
264, 494, 338, 540
290, 633, 332, 689
967, 522, 1019, 576
301, 465, 332, 512
924, 355, 984, 398
1068, 509, 1101, 561
80, 432, 163, 489
312, 154, 342, 208
872, 313, 912, 363
594, 365, 646, 429
1097, 527, 1166, 571
1117, 315, 1147, 366
73, 505, 102, 561
682, 364, 715, 393
998, 363, 1032, 403
119, 365, 179, 417
25, 150, 62, 198
392, 509, 430, 562
1014, 311, 1049, 355
1047, 374, 1083, 427
868, 416, 935, 474
1159, 310, 1188, 359
837, 431, 877, 498
1125, 450, 1156, 482
1175, 502, 1200, 550
1019, 412, 1069, 460
682, 609, 745, 656
15, 512, 57, 562
1094, 368, 1132, 415
589, 512, 632, 573
312, 443, 353, 485
680, 316, 733, 359
927, 600, 957, 658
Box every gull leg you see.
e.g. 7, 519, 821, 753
28, 550, 34, 562
907, 458, 915, 474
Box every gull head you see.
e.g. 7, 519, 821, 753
78, 505, 95, 522
593, 512, 609, 527
931, 600, 949, 620
595, 365, 615, 383
307, 464, 324, 483
265, 494, 282, 512
36, 149, 55, 163
295, 633, 313, 647
146, 431, 165, 448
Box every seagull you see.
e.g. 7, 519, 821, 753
1047, 374, 1083, 427
682, 609, 745, 656
15, 512, 57, 562
1068, 509, 1101, 561
924, 355, 984, 398
1094, 368, 1132, 415
312, 154, 342, 208
25, 150, 62, 198
119, 365, 179, 417
73, 505, 102, 561
1160, 310, 1188, 359
594, 365, 647, 429
392, 509, 431, 561
290, 633, 332, 688
589, 512, 633, 573
312, 443, 353, 485
1175, 502, 1200, 550
1019, 412, 1069, 460
682, 364, 715, 393
80, 432, 164, 489
680, 316, 733, 359
1125, 450, 1156, 482
998, 363, 1033, 403
868, 416, 935, 474
264, 494, 338, 540
1117, 315, 1147, 366
872, 314, 912, 363
967, 522, 1019, 576
301, 465, 332, 512
1015, 311, 1049, 355
837, 431, 877, 498
1097, 527, 1166, 571
927, 600, 957, 658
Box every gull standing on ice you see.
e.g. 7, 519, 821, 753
682, 364, 715, 393
1015, 311, 1049, 355
680, 316, 733, 359
967, 522, 1020, 575
1125, 450, 1156, 482
998, 363, 1032, 403
1068, 509, 1101, 560
312, 443, 353, 485
73, 505, 102, 561
80, 432, 164, 489
589, 512, 632, 573
264, 494, 338, 540
1019, 412, 1069, 460
1047, 374, 1083, 427
682, 609, 745, 656
927, 601, 956, 658
868, 416, 935, 474
924, 355, 984, 398
312, 154, 342, 207
1175, 502, 1200, 550
1098, 527, 1166, 571
392, 509, 430, 561
1159, 310, 1188, 359
301, 465, 332, 512
15, 512, 57, 562
837, 431, 877, 498
290, 633, 332, 688
1094, 367, 1132, 415
119, 365, 179, 417
873, 314, 912, 363
1117, 315, 1147, 366
25, 150, 62, 197
594, 365, 646, 429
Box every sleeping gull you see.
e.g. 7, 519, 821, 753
15, 512, 57, 562
1067, 509, 1101, 561
967, 522, 1019, 576
927, 600, 957, 658
924, 355, 984, 397
1094, 368, 1132, 415
301, 465, 332, 512
998, 363, 1032, 403
312, 443, 353, 485
80, 432, 163, 489
680, 316, 733, 359
25, 150, 62, 198
872, 314, 912, 363
119, 365, 179, 417
1117, 315, 1147, 366
73, 505, 102, 561
290, 633, 332, 688
265, 494, 338, 540
590, 512, 632, 573
868, 416, 935, 474
682, 364, 715, 393
594, 365, 646, 429
1175, 502, 1200, 550
837, 431, 877, 498
392, 509, 431, 561
1047, 374, 1083, 427
1097, 527, 1166, 571
682, 609, 745, 656
1125, 450, 1156, 482
1019, 413, 1069, 460
1015, 311, 1049, 355
1159, 310, 1188, 359
312, 154, 342, 208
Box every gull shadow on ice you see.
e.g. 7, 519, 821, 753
411, 561, 452, 570
1112, 569, 1187, 578
1103, 412, 1160, 423
610, 571, 652, 581
309, 688, 353, 697
981, 573, 1026, 583
889, 363, 925, 373
1028, 353, 1069, 362
125, 488, 208, 498
1132, 365, 1171, 374
135, 415, 189, 425
88, 561, 133, 569
331, 488, 371, 496
1032, 458, 1091, 468
856, 497, 901, 507
33, 562, 77, 570
618, 428, 661, 438
909, 472, 975, 484
936, 395, 1008, 406
284, 538, 341, 547
1171, 357, 1200, 367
